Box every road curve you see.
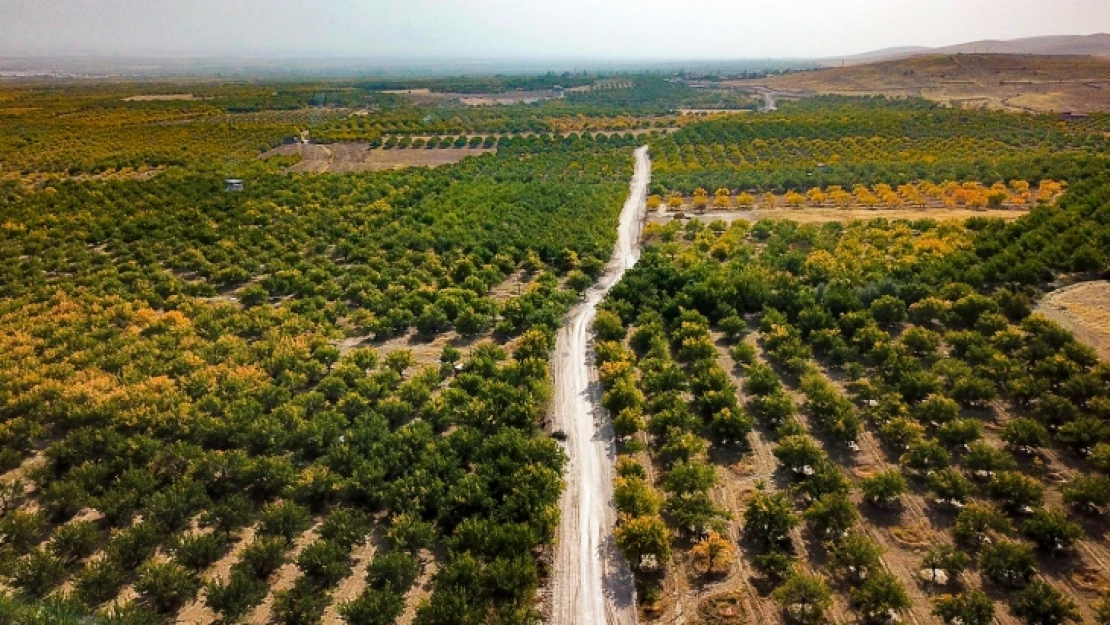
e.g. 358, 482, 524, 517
550, 146, 649, 625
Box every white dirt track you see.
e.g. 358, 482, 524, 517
549, 146, 649, 625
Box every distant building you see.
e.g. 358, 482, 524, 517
1061, 111, 1090, 121
225, 179, 244, 192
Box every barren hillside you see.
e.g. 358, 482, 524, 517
748, 54, 1110, 112
826, 34, 1110, 66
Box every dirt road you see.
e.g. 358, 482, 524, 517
549, 146, 649, 625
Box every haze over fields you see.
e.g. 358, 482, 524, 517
1, 0, 1109, 61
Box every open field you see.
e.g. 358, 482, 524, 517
745, 54, 1110, 112
121, 93, 204, 102
261, 142, 494, 172
1036, 281, 1110, 361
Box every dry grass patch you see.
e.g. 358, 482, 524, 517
889, 525, 932, 550
1072, 567, 1110, 593
696, 591, 750, 624
1036, 280, 1110, 361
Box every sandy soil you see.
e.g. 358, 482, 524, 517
262, 143, 493, 173
549, 146, 649, 625
650, 207, 1027, 226
397, 550, 438, 625
1035, 280, 1110, 361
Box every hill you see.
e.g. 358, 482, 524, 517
931, 33, 1110, 57
827, 33, 1110, 66
748, 53, 1110, 113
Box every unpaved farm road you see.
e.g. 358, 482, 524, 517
549, 146, 649, 625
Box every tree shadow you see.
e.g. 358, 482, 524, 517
860, 503, 905, 529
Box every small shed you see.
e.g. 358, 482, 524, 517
224, 179, 244, 193
1061, 111, 1090, 122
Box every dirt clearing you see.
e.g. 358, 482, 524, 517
122, 93, 202, 102
1036, 280, 1110, 361
262, 143, 493, 173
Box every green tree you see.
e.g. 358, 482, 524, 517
1002, 418, 1050, 453
936, 419, 983, 448
773, 571, 832, 625
901, 438, 951, 473
1010, 578, 1080, 625
922, 545, 969, 584
205, 571, 269, 622
743, 488, 800, 546
1021, 508, 1083, 551
870, 295, 907, 326
828, 531, 883, 582
239, 284, 270, 308
861, 470, 907, 509
989, 471, 1044, 514
753, 551, 794, 582
964, 441, 1017, 474
340, 587, 406, 625
912, 393, 961, 424
927, 468, 975, 504
1063, 473, 1110, 513
593, 309, 626, 342
773, 435, 824, 474
804, 492, 858, 540
954, 504, 1012, 550
366, 551, 420, 591
932, 590, 995, 625
10, 549, 65, 598
50, 520, 101, 564
566, 270, 593, 294
135, 560, 200, 613
614, 476, 663, 518
850, 570, 910, 623
980, 539, 1036, 587
259, 500, 312, 543
614, 515, 670, 572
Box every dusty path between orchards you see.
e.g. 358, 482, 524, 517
549, 146, 649, 625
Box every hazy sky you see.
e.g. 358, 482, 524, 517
2, 0, 1108, 59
